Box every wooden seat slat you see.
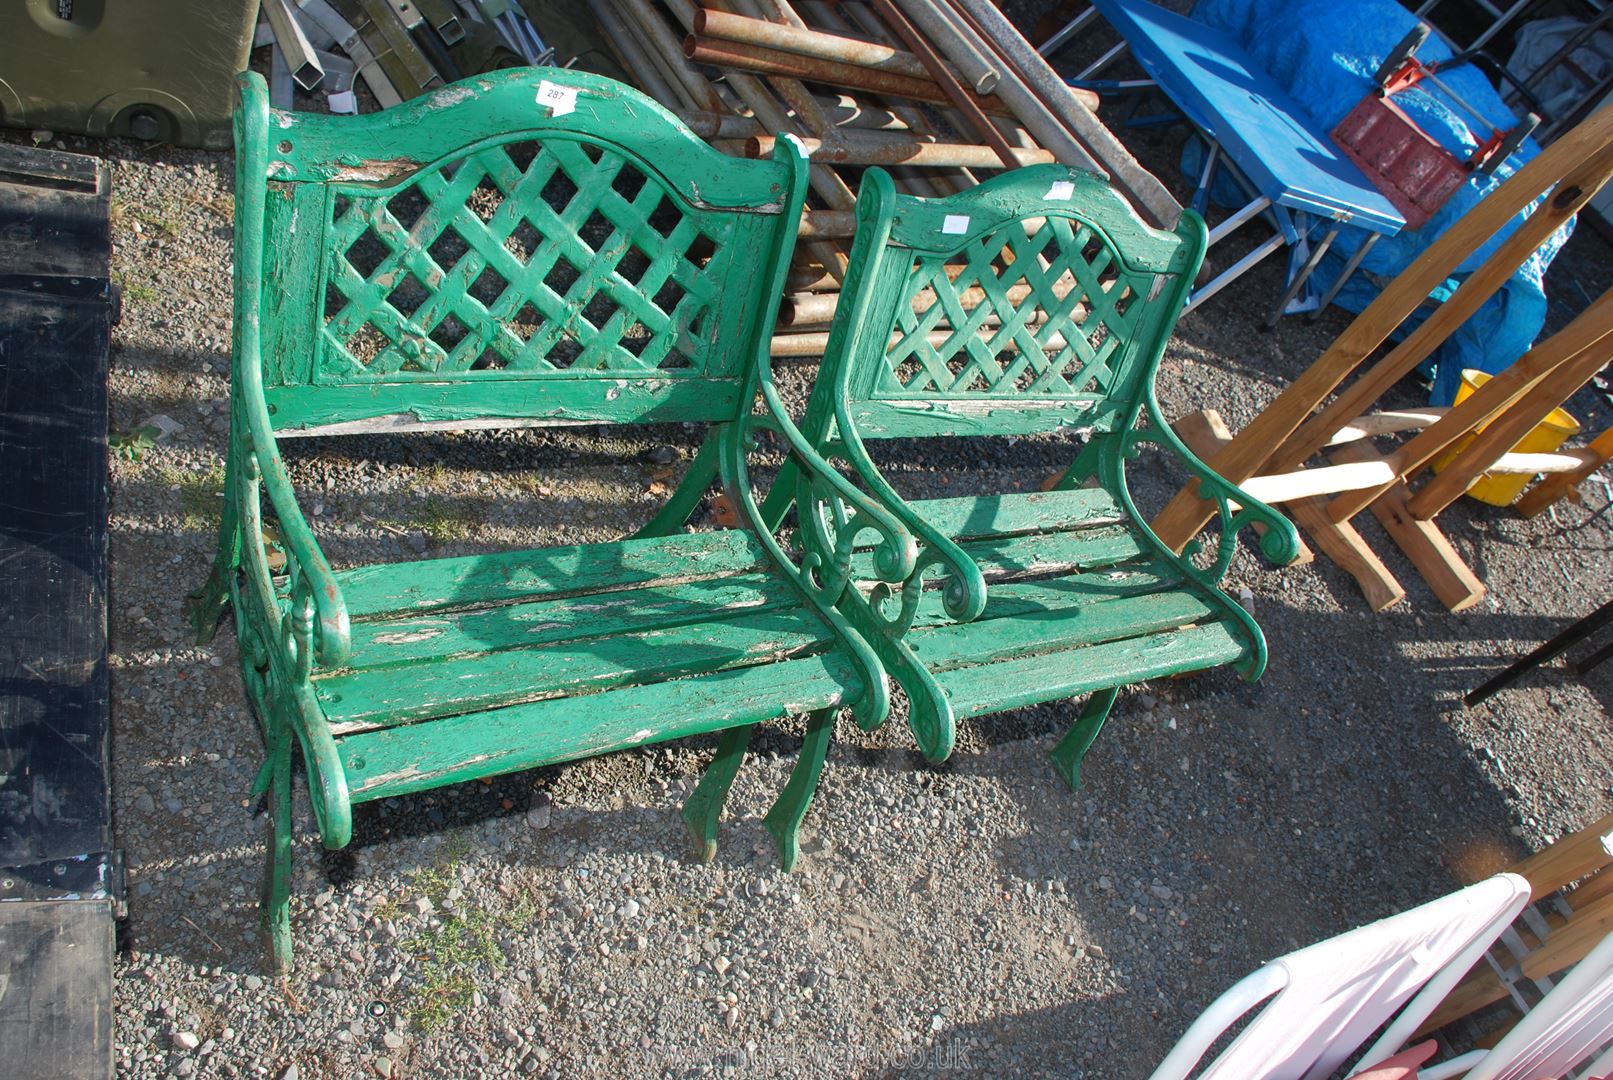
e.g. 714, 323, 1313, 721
336, 528, 770, 620
909, 582, 1215, 672
937, 623, 1246, 721
339, 651, 863, 802
321, 606, 833, 733
340, 571, 788, 669
891, 486, 1127, 540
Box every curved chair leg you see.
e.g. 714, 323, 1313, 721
184, 562, 234, 644
763, 708, 834, 872
1050, 436, 1106, 491
260, 725, 295, 974
185, 443, 240, 643
632, 436, 720, 539
1050, 687, 1120, 792
681, 724, 756, 863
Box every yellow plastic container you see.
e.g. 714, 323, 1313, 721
1432, 368, 1581, 506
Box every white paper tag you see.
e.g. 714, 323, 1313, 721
1045, 180, 1075, 200
327, 90, 358, 115
942, 214, 971, 235
782, 132, 811, 158
537, 80, 578, 117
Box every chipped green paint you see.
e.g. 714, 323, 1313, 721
184, 68, 896, 973
785, 163, 1301, 781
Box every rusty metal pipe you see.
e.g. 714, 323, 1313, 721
676, 103, 912, 138
898, 0, 1106, 177
947, 0, 1178, 226
715, 0, 834, 139
675, 109, 762, 139
845, 0, 1098, 179
869, 0, 1019, 166
799, 210, 858, 239
891, 0, 998, 93
830, 0, 976, 194
684, 35, 1015, 116
748, 133, 1053, 167
891, 168, 944, 197
785, 265, 839, 292
665, 0, 853, 283
695, 8, 959, 85
590, 0, 694, 110
812, 95, 910, 130
616, 0, 730, 113
663, 0, 701, 25
765, 61, 837, 136
752, 0, 810, 29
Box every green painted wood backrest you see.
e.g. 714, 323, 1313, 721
816, 166, 1206, 441
234, 69, 808, 432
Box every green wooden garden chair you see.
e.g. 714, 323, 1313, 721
771, 165, 1303, 786
187, 69, 919, 971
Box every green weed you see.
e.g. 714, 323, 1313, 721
152, 464, 226, 530
111, 425, 160, 461
117, 276, 159, 305
421, 495, 471, 545
393, 840, 534, 1032
134, 208, 181, 239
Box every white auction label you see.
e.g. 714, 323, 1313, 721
942, 214, 971, 234
1045, 180, 1076, 200
537, 80, 578, 117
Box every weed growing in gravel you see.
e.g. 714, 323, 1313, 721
202, 192, 235, 223
392, 847, 537, 1032
407, 908, 506, 1032
116, 274, 159, 305
156, 464, 227, 532
373, 846, 463, 923
421, 495, 471, 545
111, 425, 160, 461
134, 208, 182, 239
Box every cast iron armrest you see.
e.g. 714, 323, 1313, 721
751, 379, 920, 604
827, 399, 988, 637
236, 336, 352, 672
1135, 393, 1303, 585
716, 379, 912, 733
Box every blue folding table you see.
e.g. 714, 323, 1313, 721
1046, 0, 1407, 322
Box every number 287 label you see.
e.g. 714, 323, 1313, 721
537, 81, 578, 117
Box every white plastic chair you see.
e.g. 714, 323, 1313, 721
1149, 873, 1533, 1080
1418, 924, 1613, 1080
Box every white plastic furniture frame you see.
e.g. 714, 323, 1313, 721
1419, 925, 1613, 1080
1149, 873, 1532, 1080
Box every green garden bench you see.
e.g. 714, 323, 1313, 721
187, 69, 920, 971
774, 165, 1303, 784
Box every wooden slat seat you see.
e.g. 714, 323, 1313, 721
862, 507, 1249, 718
304, 532, 855, 803
321, 568, 835, 735
924, 614, 1245, 720
335, 650, 862, 802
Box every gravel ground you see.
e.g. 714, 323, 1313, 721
12, 23, 1610, 1079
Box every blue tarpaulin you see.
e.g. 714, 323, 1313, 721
1187, 0, 1572, 404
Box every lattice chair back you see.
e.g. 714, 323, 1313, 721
817, 165, 1205, 442
233, 69, 809, 434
